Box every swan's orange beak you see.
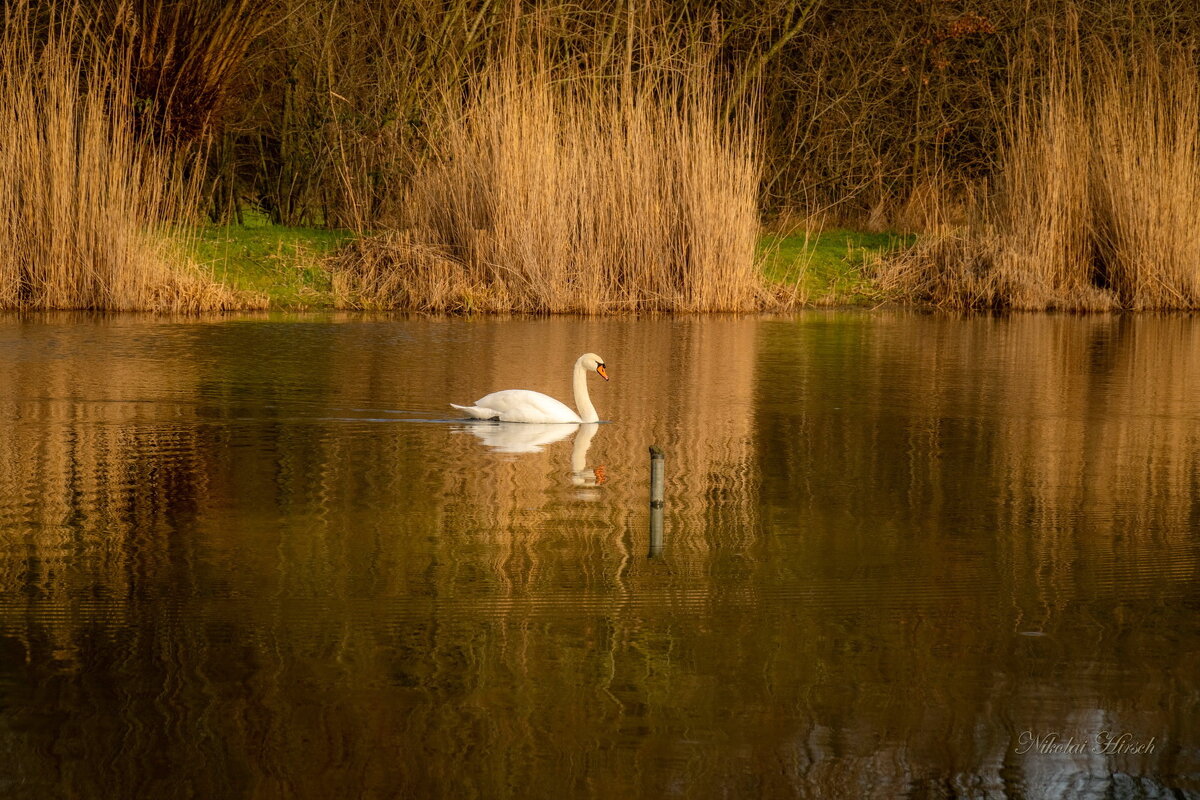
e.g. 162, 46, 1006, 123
597, 364, 609, 381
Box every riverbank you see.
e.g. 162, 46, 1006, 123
190, 222, 911, 311
189, 219, 354, 309
9, 3, 1200, 313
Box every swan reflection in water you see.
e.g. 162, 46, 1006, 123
456, 421, 606, 488
569, 423, 606, 488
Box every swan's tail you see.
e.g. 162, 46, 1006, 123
450, 403, 500, 420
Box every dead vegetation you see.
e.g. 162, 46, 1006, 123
10, 1, 1200, 312
333, 43, 766, 313
877, 33, 1200, 310
0, 2, 253, 311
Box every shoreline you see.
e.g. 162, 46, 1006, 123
186, 223, 908, 313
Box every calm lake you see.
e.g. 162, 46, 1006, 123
0, 312, 1196, 799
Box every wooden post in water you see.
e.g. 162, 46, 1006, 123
648, 445, 664, 557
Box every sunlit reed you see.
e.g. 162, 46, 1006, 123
332, 39, 766, 313
0, 5, 244, 311
879, 36, 1200, 310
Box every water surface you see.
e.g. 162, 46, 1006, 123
0, 312, 1196, 798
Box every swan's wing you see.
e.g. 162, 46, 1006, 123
450, 403, 499, 420
470, 390, 580, 424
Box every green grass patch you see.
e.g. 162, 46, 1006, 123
758, 229, 914, 304
189, 215, 354, 308
186, 220, 914, 310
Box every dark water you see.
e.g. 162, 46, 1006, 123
0, 312, 1196, 799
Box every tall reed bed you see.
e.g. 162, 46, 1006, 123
334, 44, 765, 313
0, 8, 242, 311
879, 38, 1200, 310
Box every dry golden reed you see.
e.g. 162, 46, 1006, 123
334, 43, 767, 314
1089, 48, 1200, 308
879, 38, 1200, 311
0, 9, 245, 312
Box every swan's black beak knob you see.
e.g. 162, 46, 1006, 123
597, 364, 609, 381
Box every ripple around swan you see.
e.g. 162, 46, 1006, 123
0, 313, 1197, 798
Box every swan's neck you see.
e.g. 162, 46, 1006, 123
573, 358, 599, 423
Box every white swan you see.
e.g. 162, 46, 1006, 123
451, 353, 609, 423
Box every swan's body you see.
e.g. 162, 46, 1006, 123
451, 353, 608, 424
455, 391, 581, 424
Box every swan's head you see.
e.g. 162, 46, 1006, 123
580, 352, 609, 381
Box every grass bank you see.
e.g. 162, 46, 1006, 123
759, 230, 913, 306
190, 223, 908, 310
190, 218, 353, 308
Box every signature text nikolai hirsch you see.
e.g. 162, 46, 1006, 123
1015, 731, 1157, 756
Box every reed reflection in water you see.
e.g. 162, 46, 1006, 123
0, 312, 1195, 799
